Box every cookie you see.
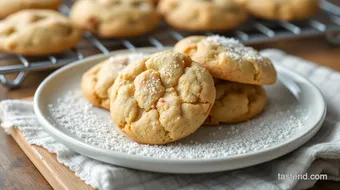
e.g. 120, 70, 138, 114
174, 35, 277, 85
110, 51, 216, 144
237, 0, 319, 21
206, 80, 267, 125
0, 0, 61, 19
0, 10, 82, 56
81, 53, 147, 109
158, 0, 247, 31
70, 0, 160, 38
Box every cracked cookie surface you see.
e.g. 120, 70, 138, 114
206, 80, 267, 125
237, 0, 319, 21
82, 53, 148, 109
110, 51, 216, 144
174, 35, 277, 85
70, 0, 160, 38
0, 10, 82, 55
0, 0, 61, 19
158, 0, 247, 31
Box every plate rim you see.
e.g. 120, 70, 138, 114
33, 47, 327, 172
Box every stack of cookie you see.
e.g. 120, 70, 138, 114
174, 35, 277, 124
81, 35, 277, 145
82, 51, 216, 145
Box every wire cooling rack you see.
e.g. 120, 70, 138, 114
0, 0, 340, 88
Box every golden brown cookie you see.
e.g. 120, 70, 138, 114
70, 0, 160, 38
0, 10, 82, 56
158, 0, 247, 31
82, 53, 148, 109
237, 0, 319, 21
206, 80, 267, 125
174, 35, 277, 85
0, 0, 61, 19
110, 51, 216, 144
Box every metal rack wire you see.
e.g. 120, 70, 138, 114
0, 0, 340, 88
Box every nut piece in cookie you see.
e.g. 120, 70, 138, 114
158, 0, 247, 31
70, 0, 160, 38
206, 80, 267, 125
110, 51, 216, 144
174, 35, 277, 85
0, 0, 61, 19
82, 53, 148, 109
0, 10, 82, 56
238, 0, 319, 21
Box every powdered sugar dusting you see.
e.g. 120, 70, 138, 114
205, 35, 265, 62
137, 71, 163, 108
146, 74, 160, 95
48, 84, 307, 159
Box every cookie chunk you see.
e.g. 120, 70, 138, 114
110, 51, 216, 144
158, 0, 247, 31
82, 53, 148, 109
174, 35, 277, 85
70, 0, 160, 38
237, 0, 319, 21
206, 80, 267, 125
0, 0, 61, 19
0, 10, 82, 56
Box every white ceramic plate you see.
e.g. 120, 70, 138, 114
34, 48, 326, 173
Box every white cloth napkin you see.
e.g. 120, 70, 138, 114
1, 49, 340, 190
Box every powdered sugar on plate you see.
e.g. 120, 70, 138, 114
48, 83, 307, 159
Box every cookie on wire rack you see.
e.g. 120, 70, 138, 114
0, 0, 61, 19
236, 0, 320, 21
70, 0, 160, 38
158, 0, 247, 31
0, 10, 82, 56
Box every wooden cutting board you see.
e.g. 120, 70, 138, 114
9, 97, 94, 190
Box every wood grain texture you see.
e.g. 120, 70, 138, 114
0, 128, 53, 190
5, 96, 93, 190
9, 128, 94, 190
0, 37, 340, 190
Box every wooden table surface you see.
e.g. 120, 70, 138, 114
1, 37, 340, 189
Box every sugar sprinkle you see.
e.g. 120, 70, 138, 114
48, 85, 307, 159
205, 35, 265, 62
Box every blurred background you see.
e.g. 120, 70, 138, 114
0, 0, 340, 95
